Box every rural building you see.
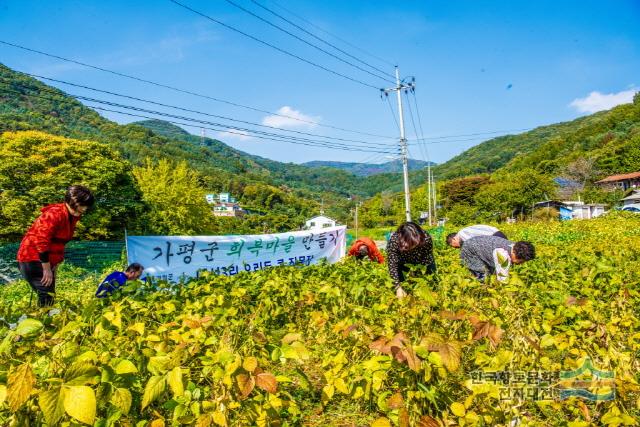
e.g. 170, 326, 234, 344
305, 215, 337, 230
621, 190, 640, 208
212, 202, 245, 217
596, 171, 640, 191
205, 193, 237, 204
534, 200, 606, 220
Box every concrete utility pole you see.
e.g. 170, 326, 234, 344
382, 67, 413, 222
355, 202, 359, 240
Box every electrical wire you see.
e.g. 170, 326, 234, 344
168, 0, 384, 90
0, 81, 399, 154
266, 0, 397, 68
0, 39, 396, 139
9, 72, 395, 147
225, 0, 395, 84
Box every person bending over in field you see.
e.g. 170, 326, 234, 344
17, 185, 94, 307
347, 237, 384, 263
387, 222, 436, 298
446, 224, 507, 248
460, 235, 535, 283
95, 263, 145, 298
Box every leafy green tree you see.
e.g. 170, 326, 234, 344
0, 130, 140, 240
133, 159, 214, 235
474, 169, 557, 220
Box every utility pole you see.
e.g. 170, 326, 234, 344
432, 172, 437, 225
382, 67, 413, 222
427, 163, 433, 226
355, 202, 359, 240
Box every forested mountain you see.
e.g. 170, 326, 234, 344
430, 97, 640, 180
303, 159, 434, 176
361, 93, 640, 227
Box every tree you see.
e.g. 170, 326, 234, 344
474, 169, 557, 220
561, 157, 600, 195
0, 130, 140, 240
133, 159, 214, 235
441, 175, 491, 208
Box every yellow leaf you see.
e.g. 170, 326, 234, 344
63, 385, 96, 425
127, 322, 145, 335
167, 367, 184, 398
281, 332, 302, 344
115, 359, 138, 375
0, 384, 6, 404
110, 387, 132, 414
7, 363, 35, 412
213, 411, 227, 426
150, 419, 165, 427
141, 375, 166, 410
334, 378, 349, 394
242, 356, 258, 373
39, 387, 66, 426
451, 402, 466, 417
103, 311, 122, 328
371, 417, 392, 427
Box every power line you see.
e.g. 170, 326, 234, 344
0, 39, 395, 139
224, 0, 395, 84
14, 72, 394, 147
250, 0, 394, 80
266, 0, 396, 68
0, 81, 398, 154
168, 0, 384, 90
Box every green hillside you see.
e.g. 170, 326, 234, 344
432, 96, 640, 180
303, 159, 434, 176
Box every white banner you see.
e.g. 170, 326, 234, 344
126, 226, 346, 282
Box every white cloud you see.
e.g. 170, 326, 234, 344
216, 130, 254, 141
261, 106, 321, 129
570, 88, 637, 114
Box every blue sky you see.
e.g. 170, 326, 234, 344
0, 0, 638, 165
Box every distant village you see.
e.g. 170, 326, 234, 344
534, 170, 640, 220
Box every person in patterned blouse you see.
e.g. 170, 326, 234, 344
460, 235, 535, 283
386, 222, 437, 298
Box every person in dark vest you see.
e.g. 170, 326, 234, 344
460, 235, 535, 283
17, 185, 94, 306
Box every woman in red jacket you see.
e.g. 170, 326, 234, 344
17, 185, 94, 306
347, 237, 384, 264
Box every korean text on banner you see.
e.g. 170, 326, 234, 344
126, 225, 346, 282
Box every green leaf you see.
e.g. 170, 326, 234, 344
115, 359, 138, 375
110, 387, 132, 415
167, 367, 184, 398
39, 387, 66, 426
7, 363, 35, 412
15, 318, 43, 338
141, 375, 166, 410
64, 361, 100, 385
63, 385, 96, 425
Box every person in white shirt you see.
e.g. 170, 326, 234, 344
446, 224, 507, 248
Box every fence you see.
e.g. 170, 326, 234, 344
0, 241, 125, 284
